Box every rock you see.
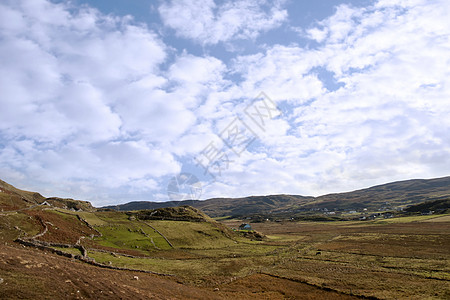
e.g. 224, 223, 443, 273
133, 276, 139, 280
0, 278, 4, 284
214, 287, 219, 291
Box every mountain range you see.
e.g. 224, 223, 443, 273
103, 176, 450, 217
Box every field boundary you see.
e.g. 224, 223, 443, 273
14, 238, 174, 277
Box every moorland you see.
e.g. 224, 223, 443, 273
0, 179, 449, 299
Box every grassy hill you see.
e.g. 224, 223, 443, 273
0, 179, 95, 212
105, 176, 450, 217
0, 180, 238, 253
311, 176, 450, 209
0, 179, 46, 210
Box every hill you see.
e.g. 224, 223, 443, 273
103, 194, 314, 217
45, 197, 95, 211
0, 179, 46, 210
0, 179, 95, 212
312, 176, 450, 210
134, 206, 211, 222
405, 198, 450, 214
104, 176, 450, 217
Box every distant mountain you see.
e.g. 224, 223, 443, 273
3, 176, 450, 217
104, 176, 450, 217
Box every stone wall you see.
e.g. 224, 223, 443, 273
15, 238, 173, 276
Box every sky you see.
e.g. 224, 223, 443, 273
1, 0, 450, 206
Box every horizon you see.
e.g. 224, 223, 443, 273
4, 174, 448, 207
1, 0, 450, 207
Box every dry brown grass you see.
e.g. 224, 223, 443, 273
0, 244, 362, 299
244, 218, 450, 299
25, 209, 98, 244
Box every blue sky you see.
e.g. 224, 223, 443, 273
1, 0, 450, 206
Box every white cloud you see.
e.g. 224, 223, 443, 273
158, 0, 288, 45
1, 0, 450, 204
232, 46, 326, 103
169, 53, 226, 84
198, 0, 450, 198
306, 27, 328, 43
295, 0, 450, 192
0, 0, 167, 144
0, 0, 192, 203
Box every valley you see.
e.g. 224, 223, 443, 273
1, 179, 449, 299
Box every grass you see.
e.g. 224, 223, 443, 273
372, 214, 449, 224
212, 216, 232, 221
0, 213, 40, 241
0, 269, 48, 299
93, 223, 172, 253
87, 248, 277, 284
143, 220, 237, 249
185, 243, 279, 258
79, 212, 286, 284
95, 210, 131, 223
77, 211, 107, 226
3, 204, 449, 298
46, 209, 77, 220
423, 215, 450, 222
52, 246, 83, 256
265, 234, 308, 242
84, 214, 446, 297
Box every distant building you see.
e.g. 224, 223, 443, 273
238, 223, 252, 231
383, 213, 394, 219
421, 211, 434, 215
